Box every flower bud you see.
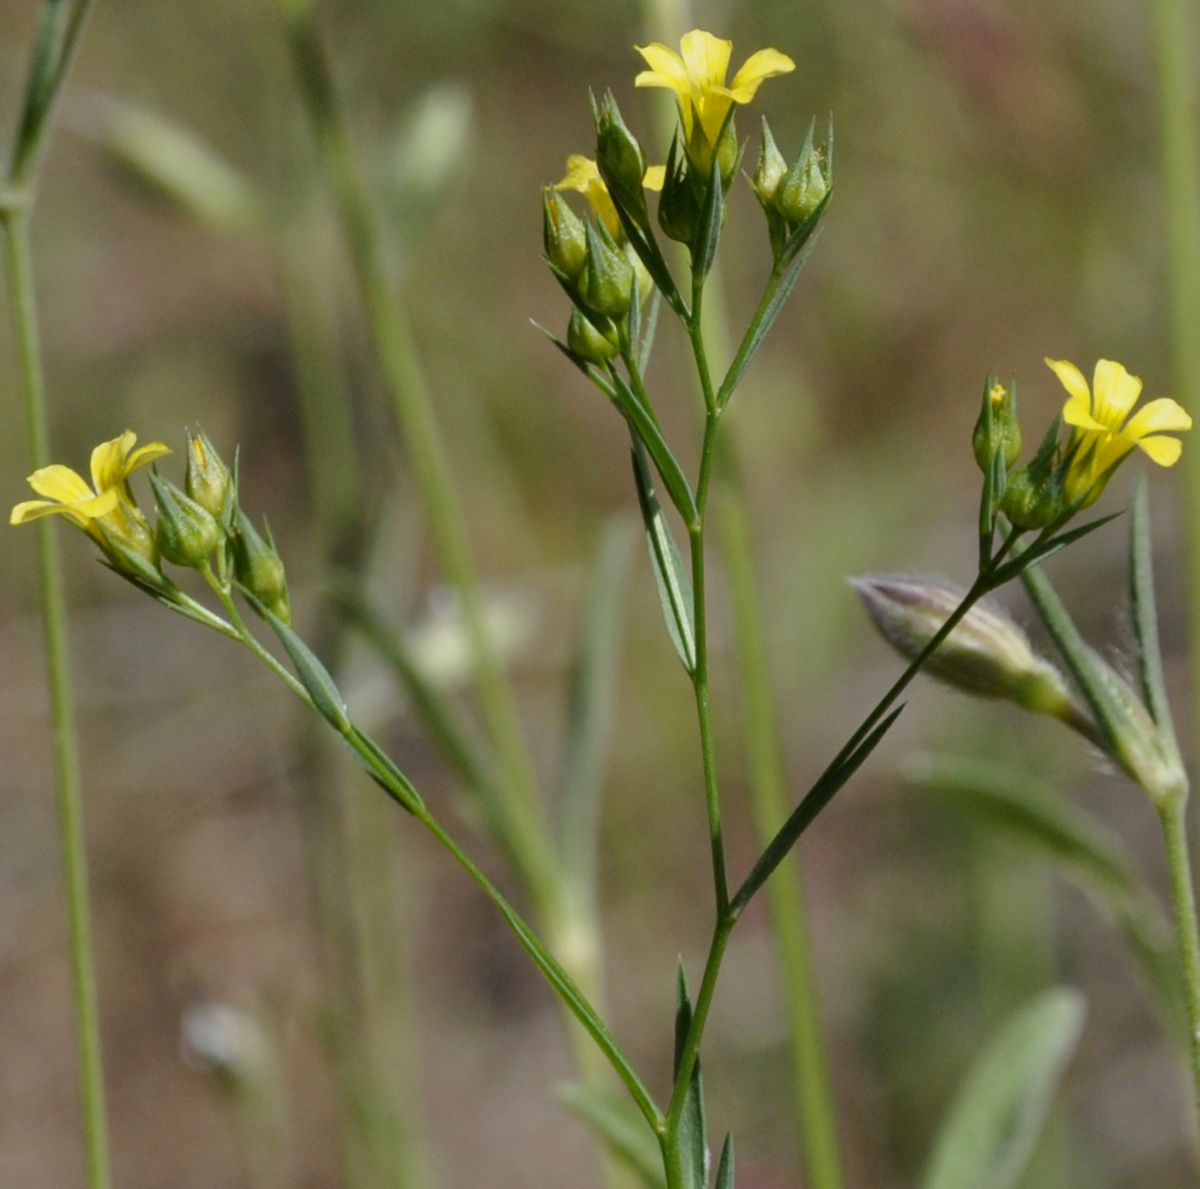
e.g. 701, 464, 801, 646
150, 470, 221, 568
776, 135, 828, 225
595, 92, 647, 205
185, 427, 233, 521
542, 187, 587, 278
752, 119, 788, 207
567, 308, 618, 366
972, 381, 1022, 474
658, 160, 701, 246
580, 223, 634, 318
853, 576, 1087, 724
232, 508, 291, 624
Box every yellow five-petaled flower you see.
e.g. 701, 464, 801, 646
10, 430, 170, 546
555, 154, 665, 240
634, 29, 794, 152
1046, 358, 1192, 505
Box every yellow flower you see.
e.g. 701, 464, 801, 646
634, 29, 795, 152
1046, 358, 1191, 505
10, 430, 171, 545
555, 155, 665, 239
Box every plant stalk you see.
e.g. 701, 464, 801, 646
3, 210, 111, 1189
1160, 798, 1200, 1128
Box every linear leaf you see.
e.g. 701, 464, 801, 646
674, 965, 708, 1189
718, 224, 826, 406
611, 368, 697, 525
733, 704, 905, 916
714, 1135, 735, 1189
557, 1085, 666, 1188
987, 513, 1122, 587
9, 0, 70, 179
1129, 477, 1176, 741
630, 441, 696, 672
921, 989, 1085, 1189
638, 290, 663, 375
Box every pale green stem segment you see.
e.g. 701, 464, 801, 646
281, 2, 556, 907
1160, 799, 1200, 1129
3, 4, 108, 1182
2, 211, 111, 1189
193, 567, 663, 1135
1148, 0, 1200, 771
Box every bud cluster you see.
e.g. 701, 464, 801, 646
752, 119, 833, 263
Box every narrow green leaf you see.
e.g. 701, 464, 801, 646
253, 596, 351, 732
714, 1134, 735, 1189
557, 1084, 666, 1188
625, 262, 642, 356
346, 725, 424, 815
717, 224, 826, 406
691, 155, 724, 282
674, 965, 708, 1189
1130, 477, 1176, 742
8, 0, 70, 179
561, 518, 636, 891
630, 441, 696, 672
987, 514, 1122, 587
921, 989, 1085, 1189
612, 368, 698, 526
734, 704, 905, 911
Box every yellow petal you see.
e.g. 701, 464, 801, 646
680, 29, 732, 88
27, 463, 93, 504
642, 165, 666, 191
90, 430, 138, 493
124, 440, 171, 474
1045, 357, 1090, 405
634, 43, 691, 97
10, 487, 119, 527
1136, 434, 1184, 466
1091, 359, 1141, 427
727, 48, 796, 102
1122, 397, 1192, 439
555, 154, 600, 193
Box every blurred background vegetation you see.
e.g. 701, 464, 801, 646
1, 0, 1196, 1185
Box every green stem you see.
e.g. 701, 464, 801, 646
734, 572, 992, 912
1148, 0, 1200, 771
715, 262, 784, 410
1159, 798, 1200, 1128
3, 211, 111, 1189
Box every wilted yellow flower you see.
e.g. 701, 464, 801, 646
634, 29, 794, 152
1046, 358, 1191, 505
555, 155, 665, 239
10, 430, 170, 550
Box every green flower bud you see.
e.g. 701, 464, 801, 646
972, 381, 1022, 473
185, 426, 233, 521
150, 470, 222, 568
853, 576, 1088, 725
581, 223, 634, 318
595, 92, 647, 206
623, 242, 653, 308
232, 508, 291, 624
752, 119, 788, 207
658, 159, 701, 246
542, 187, 587, 278
567, 308, 618, 366
776, 135, 828, 225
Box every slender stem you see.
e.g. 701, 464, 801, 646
1160, 798, 1200, 1127
734, 573, 992, 912
3, 212, 111, 1189
1148, 0, 1200, 770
